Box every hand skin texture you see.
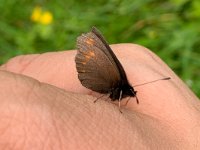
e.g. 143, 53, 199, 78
0, 44, 200, 150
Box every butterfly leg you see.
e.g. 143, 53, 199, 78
130, 89, 139, 104
135, 95, 139, 104
124, 97, 131, 106
94, 94, 106, 103
118, 90, 123, 113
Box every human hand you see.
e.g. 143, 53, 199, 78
0, 44, 199, 149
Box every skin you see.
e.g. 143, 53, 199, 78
0, 44, 199, 150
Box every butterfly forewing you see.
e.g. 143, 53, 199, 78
75, 31, 121, 93
91, 27, 128, 82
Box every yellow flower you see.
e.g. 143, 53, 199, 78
31, 6, 42, 22
31, 6, 53, 25
39, 11, 53, 25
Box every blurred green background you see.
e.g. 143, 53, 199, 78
0, 0, 199, 98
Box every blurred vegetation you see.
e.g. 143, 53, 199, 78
0, 0, 199, 97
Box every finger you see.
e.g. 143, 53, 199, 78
0, 44, 172, 93
0, 51, 84, 93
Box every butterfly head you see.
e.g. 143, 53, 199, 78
122, 84, 137, 98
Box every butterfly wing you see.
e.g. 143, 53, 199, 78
91, 27, 129, 82
75, 29, 121, 93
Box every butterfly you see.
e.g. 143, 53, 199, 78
75, 27, 138, 111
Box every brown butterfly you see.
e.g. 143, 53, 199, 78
75, 27, 138, 110
75, 27, 170, 112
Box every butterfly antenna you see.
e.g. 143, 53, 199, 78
133, 77, 171, 87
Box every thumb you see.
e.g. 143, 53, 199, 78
0, 70, 140, 150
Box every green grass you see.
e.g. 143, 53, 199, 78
0, 0, 200, 98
